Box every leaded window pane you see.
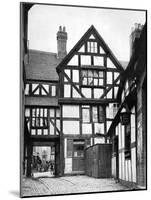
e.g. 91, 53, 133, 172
99, 106, 105, 123
94, 71, 98, 77
81, 70, 104, 86
43, 129, 48, 135
99, 71, 103, 78
92, 106, 98, 122
44, 109, 47, 117
88, 77, 93, 85
94, 78, 98, 86
99, 79, 104, 86
32, 109, 36, 117
50, 122, 54, 135
50, 109, 54, 117
88, 70, 93, 77
82, 107, 90, 123
40, 109, 43, 117
82, 77, 87, 85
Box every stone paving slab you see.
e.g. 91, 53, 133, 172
21, 175, 130, 197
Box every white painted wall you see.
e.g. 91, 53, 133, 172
63, 121, 80, 134
64, 138, 72, 174
117, 107, 136, 184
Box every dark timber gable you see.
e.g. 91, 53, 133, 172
57, 25, 123, 103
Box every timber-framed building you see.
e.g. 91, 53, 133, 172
23, 24, 124, 176
21, 3, 147, 190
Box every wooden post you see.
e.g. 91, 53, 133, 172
59, 138, 64, 176
55, 142, 61, 176
26, 142, 32, 177
59, 105, 64, 176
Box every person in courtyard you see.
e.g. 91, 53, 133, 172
50, 162, 54, 175
36, 153, 42, 172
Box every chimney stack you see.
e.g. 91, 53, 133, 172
57, 26, 67, 59
130, 23, 143, 57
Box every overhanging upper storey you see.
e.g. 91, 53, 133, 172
57, 25, 124, 102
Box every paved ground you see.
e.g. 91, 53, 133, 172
21, 175, 130, 197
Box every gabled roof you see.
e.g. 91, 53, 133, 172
25, 49, 62, 81
56, 25, 124, 72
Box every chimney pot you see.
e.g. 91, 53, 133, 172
63, 26, 66, 32
59, 26, 62, 32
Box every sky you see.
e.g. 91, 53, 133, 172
28, 4, 146, 62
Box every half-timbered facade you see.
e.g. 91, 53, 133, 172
107, 23, 146, 188
56, 25, 123, 175
23, 26, 67, 177
23, 24, 126, 177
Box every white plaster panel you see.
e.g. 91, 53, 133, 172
64, 158, 72, 173
131, 147, 136, 182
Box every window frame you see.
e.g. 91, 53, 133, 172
82, 105, 105, 124
81, 69, 104, 87
87, 41, 97, 53
31, 108, 48, 129
82, 105, 91, 123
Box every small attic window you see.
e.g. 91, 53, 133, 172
87, 42, 97, 53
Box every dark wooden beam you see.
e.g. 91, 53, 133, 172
76, 52, 105, 56
30, 135, 60, 140
100, 75, 121, 99
63, 71, 86, 98
49, 118, 61, 135
58, 98, 118, 104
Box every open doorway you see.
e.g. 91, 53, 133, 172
32, 146, 55, 178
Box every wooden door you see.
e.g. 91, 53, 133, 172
72, 141, 85, 172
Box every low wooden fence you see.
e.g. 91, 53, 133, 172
85, 144, 112, 178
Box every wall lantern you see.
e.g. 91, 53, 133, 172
120, 112, 130, 125
120, 103, 131, 125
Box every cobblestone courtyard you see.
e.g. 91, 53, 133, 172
22, 174, 130, 197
